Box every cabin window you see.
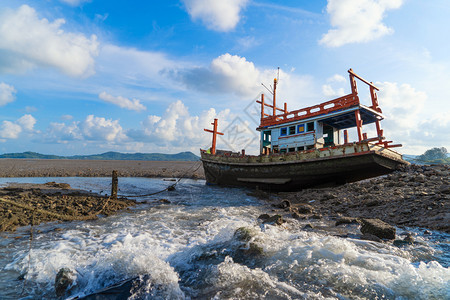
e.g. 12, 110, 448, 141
297, 146, 305, 151
307, 122, 314, 132
289, 126, 296, 135
288, 147, 295, 152
280, 148, 287, 153
280, 127, 287, 136
297, 124, 305, 133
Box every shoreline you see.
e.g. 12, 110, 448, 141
0, 160, 448, 234
0, 159, 205, 179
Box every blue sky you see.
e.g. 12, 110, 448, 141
0, 0, 449, 155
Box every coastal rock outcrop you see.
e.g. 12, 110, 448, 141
360, 218, 396, 240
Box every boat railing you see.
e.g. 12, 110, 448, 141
259, 93, 360, 127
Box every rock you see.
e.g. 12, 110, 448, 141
361, 233, 383, 243
257, 214, 270, 221
366, 199, 382, 207
309, 214, 322, 219
55, 268, 75, 297
262, 215, 285, 226
274, 200, 291, 209
302, 224, 314, 230
234, 227, 257, 242
360, 218, 396, 240
335, 217, 359, 226
296, 204, 314, 214
157, 199, 171, 204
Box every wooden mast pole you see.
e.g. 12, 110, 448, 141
204, 118, 224, 155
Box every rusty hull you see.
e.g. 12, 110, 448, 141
200, 142, 408, 191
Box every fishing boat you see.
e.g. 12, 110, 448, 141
201, 69, 408, 191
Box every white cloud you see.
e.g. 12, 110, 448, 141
172, 53, 314, 101
45, 121, 82, 143
80, 115, 126, 142
44, 115, 126, 143
99, 92, 146, 112
182, 0, 249, 31
0, 82, 16, 106
59, 0, 90, 6
0, 121, 22, 139
320, 0, 404, 47
0, 114, 36, 139
17, 114, 37, 131
0, 5, 99, 77
322, 74, 347, 97
128, 100, 233, 150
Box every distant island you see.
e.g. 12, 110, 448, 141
0, 151, 200, 161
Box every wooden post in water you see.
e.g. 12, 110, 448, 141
111, 170, 118, 200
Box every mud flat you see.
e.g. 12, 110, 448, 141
0, 159, 204, 179
0, 182, 136, 232
269, 164, 450, 233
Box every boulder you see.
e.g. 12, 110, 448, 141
296, 204, 315, 214
360, 218, 396, 240
55, 268, 75, 297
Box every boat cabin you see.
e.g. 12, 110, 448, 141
257, 69, 400, 155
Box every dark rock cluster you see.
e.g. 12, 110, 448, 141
273, 164, 449, 233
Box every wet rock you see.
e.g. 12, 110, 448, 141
262, 215, 285, 226
157, 199, 171, 204
234, 227, 257, 242
335, 217, 359, 226
302, 224, 314, 230
291, 212, 307, 220
55, 268, 75, 297
296, 204, 315, 214
393, 233, 415, 247
361, 233, 383, 243
274, 200, 291, 209
309, 214, 322, 219
360, 218, 396, 240
167, 185, 176, 191
257, 214, 270, 221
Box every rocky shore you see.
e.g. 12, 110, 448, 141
0, 182, 136, 232
264, 164, 449, 233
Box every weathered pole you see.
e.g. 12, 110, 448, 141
111, 170, 118, 200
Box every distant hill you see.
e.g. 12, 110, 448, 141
403, 154, 450, 165
0, 151, 200, 161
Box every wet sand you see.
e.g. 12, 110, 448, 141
0, 159, 204, 179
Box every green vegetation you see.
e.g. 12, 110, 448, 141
0, 151, 200, 161
414, 147, 449, 165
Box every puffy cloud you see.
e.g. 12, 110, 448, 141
0, 114, 36, 139
44, 115, 126, 143
128, 100, 234, 149
45, 121, 82, 143
182, 0, 249, 31
0, 5, 99, 77
170, 53, 315, 103
320, 0, 404, 47
99, 92, 146, 112
0, 82, 16, 106
17, 114, 37, 131
0, 121, 22, 139
80, 115, 126, 142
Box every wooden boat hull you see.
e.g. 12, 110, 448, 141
201, 143, 408, 192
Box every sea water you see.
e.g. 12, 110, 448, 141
0, 177, 448, 299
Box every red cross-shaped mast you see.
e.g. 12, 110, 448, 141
204, 118, 224, 155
